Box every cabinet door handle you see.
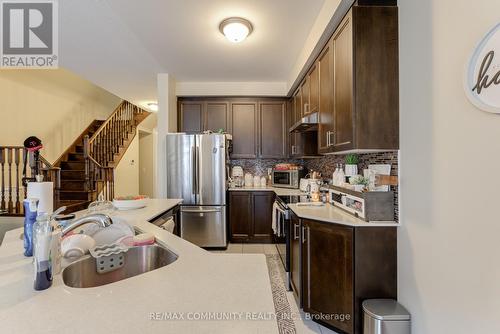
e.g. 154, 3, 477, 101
326, 131, 330, 147
302, 226, 307, 243
328, 131, 335, 147
294, 224, 300, 240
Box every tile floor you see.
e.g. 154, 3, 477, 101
211, 243, 339, 334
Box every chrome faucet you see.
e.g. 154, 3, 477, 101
61, 213, 113, 237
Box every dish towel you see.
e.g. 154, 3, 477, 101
271, 202, 278, 235
160, 218, 175, 234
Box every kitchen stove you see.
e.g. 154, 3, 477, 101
273, 193, 310, 291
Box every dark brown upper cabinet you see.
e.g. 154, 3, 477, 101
308, 63, 319, 114
178, 101, 203, 133
318, 40, 334, 152
178, 97, 288, 159
300, 77, 310, 116
293, 88, 302, 121
178, 100, 229, 133
259, 102, 287, 159
289, 89, 319, 158
292, 5, 399, 154
205, 101, 230, 133
230, 102, 258, 159
331, 12, 355, 152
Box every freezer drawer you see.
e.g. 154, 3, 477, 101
180, 206, 227, 248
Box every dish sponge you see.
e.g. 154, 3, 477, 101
133, 233, 155, 246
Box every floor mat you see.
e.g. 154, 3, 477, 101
265, 254, 297, 334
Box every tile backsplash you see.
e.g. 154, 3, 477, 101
230, 151, 399, 221
229, 158, 303, 177
304, 151, 399, 221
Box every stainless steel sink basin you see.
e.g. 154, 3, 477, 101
62, 245, 178, 288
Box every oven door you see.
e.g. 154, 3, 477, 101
274, 202, 290, 273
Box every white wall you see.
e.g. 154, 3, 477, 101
139, 131, 155, 198
175, 81, 287, 96
156, 74, 177, 198
287, 0, 341, 91
0, 69, 121, 163
399, 1, 500, 333
114, 134, 139, 197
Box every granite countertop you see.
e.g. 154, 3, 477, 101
0, 199, 278, 334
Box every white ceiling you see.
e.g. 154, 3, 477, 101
59, 0, 326, 104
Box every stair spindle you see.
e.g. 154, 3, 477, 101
7, 148, 13, 213
0, 148, 5, 211
14, 148, 20, 214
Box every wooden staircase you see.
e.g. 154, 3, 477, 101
54, 120, 105, 213
56, 101, 150, 213
0, 101, 150, 216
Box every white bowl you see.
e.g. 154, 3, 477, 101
61, 234, 96, 259
91, 223, 134, 246
113, 198, 148, 210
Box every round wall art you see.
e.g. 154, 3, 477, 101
464, 23, 500, 113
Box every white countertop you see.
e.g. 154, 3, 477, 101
0, 199, 278, 334
228, 186, 304, 196
288, 203, 399, 227
229, 187, 398, 227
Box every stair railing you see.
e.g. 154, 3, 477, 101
0, 146, 60, 216
83, 101, 148, 201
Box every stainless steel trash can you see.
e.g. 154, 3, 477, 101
363, 299, 411, 334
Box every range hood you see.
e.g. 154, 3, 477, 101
289, 112, 319, 132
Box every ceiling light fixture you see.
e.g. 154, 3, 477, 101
147, 102, 158, 112
219, 17, 253, 43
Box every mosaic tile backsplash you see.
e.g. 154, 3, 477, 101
229, 158, 303, 177
230, 151, 399, 221
305, 151, 399, 221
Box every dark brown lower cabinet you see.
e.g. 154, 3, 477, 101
302, 220, 354, 333
229, 191, 274, 243
290, 218, 397, 334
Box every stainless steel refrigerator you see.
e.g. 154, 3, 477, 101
166, 133, 228, 248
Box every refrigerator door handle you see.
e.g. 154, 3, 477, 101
196, 146, 201, 195
181, 208, 221, 213
191, 145, 197, 195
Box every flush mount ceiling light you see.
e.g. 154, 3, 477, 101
147, 102, 158, 112
219, 17, 253, 43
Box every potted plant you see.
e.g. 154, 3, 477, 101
344, 154, 359, 176
349, 175, 369, 192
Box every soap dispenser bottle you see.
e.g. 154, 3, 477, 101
33, 213, 53, 291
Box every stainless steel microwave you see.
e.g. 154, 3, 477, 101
271, 169, 304, 189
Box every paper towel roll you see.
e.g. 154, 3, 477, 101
27, 182, 53, 214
